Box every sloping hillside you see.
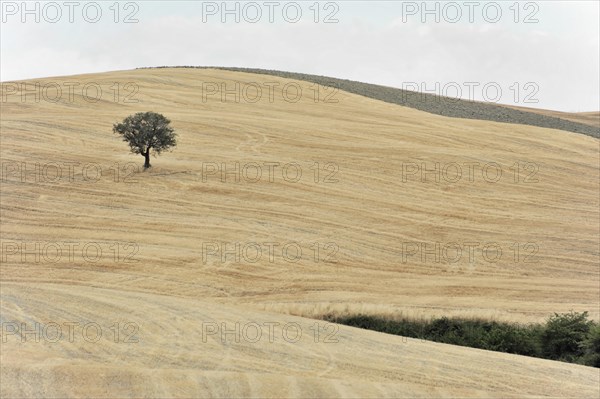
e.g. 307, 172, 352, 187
153, 66, 600, 138
2, 283, 599, 398
1, 68, 598, 397
504, 106, 600, 128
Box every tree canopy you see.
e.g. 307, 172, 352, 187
113, 111, 177, 168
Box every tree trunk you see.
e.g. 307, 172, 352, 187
144, 150, 151, 169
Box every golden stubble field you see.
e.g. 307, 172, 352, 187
1, 68, 599, 397
503, 105, 600, 128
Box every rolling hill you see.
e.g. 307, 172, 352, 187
1, 68, 598, 397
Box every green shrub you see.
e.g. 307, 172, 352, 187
541, 311, 593, 361
326, 311, 598, 367
580, 324, 600, 367
486, 323, 543, 357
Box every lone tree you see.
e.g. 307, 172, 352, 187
113, 112, 177, 169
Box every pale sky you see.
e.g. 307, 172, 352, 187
1, 0, 598, 112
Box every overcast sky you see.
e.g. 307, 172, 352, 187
1, 0, 598, 112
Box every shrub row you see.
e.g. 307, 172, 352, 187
324, 311, 600, 367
